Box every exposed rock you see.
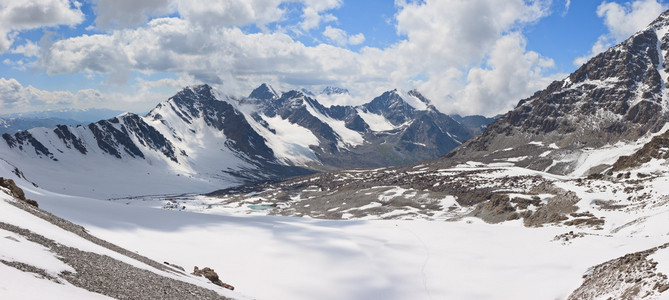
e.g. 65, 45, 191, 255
568, 243, 669, 300
193, 266, 235, 291
612, 129, 669, 171
524, 183, 580, 227
0, 177, 37, 207
470, 194, 519, 223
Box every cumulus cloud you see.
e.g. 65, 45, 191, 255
94, 0, 329, 30
322, 26, 365, 46
0, 0, 84, 52
93, 0, 174, 29
574, 0, 667, 66
0, 77, 96, 111
31, 0, 558, 116
298, 0, 341, 31
10, 40, 40, 57
454, 33, 560, 115
0, 76, 190, 113
390, 0, 553, 115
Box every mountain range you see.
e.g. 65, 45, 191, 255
0, 84, 487, 198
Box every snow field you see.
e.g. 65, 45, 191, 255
28, 187, 666, 300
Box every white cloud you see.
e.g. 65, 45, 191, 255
176, 0, 286, 29
390, 0, 553, 115
93, 0, 174, 29
298, 0, 341, 31
322, 26, 365, 46
454, 33, 560, 115
322, 26, 347, 45
574, 0, 667, 66
0, 77, 96, 111
598, 0, 665, 40
348, 33, 365, 45
10, 40, 40, 57
0, 0, 84, 52
33, 0, 558, 116
0, 76, 191, 113
93, 0, 288, 30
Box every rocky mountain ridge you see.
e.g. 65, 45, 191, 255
447, 10, 669, 176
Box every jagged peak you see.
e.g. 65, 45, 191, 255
648, 9, 669, 29
320, 86, 349, 95
249, 83, 279, 100
383, 89, 430, 110
407, 89, 431, 105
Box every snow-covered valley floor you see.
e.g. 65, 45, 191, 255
23, 184, 669, 300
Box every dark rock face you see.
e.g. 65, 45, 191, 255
120, 114, 178, 162
88, 119, 144, 159
3, 131, 54, 159
448, 11, 669, 174
612, 129, 669, 171
54, 125, 87, 155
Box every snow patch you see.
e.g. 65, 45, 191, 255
356, 108, 396, 131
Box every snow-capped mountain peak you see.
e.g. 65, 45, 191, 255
248, 83, 279, 101
320, 86, 350, 95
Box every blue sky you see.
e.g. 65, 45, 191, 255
0, 0, 667, 116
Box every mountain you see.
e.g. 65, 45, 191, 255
445, 11, 669, 176
0, 84, 474, 198
320, 86, 349, 95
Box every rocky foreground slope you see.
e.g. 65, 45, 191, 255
0, 179, 237, 299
